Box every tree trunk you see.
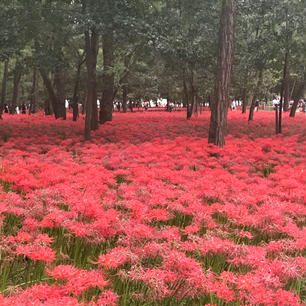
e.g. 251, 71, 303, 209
275, 105, 279, 134
194, 95, 199, 118
282, 50, 290, 112
0, 60, 9, 118
289, 99, 299, 117
84, 27, 98, 140
290, 71, 305, 117
54, 68, 66, 120
248, 97, 256, 121
187, 90, 195, 119
40, 70, 59, 118
91, 81, 98, 130
44, 99, 52, 116
122, 84, 128, 113
11, 64, 22, 114
248, 69, 263, 121
278, 51, 289, 133
100, 33, 114, 124
29, 68, 37, 114
208, 0, 235, 147
283, 70, 290, 111
242, 88, 248, 113
183, 78, 192, 119
72, 54, 85, 121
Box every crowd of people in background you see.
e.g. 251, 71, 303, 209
3, 103, 27, 114
3, 97, 306, 115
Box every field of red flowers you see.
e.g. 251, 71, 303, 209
0, 111, 305, 306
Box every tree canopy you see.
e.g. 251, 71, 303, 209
0, 0, 305, 142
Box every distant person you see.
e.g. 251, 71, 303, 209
169, 102, 174, 112
21, 104, 26, 114
231, 100, 236, 110
302, 99, 306, 113
4, 104, 9, 113
255, 100, 259, 111
144, 102, 149, 112
272, 98, 279, 108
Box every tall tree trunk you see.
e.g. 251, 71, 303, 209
91, 80, 98, 130
283, 68, 290, 112
187, 90, 195, 119
40, 70, 59, 118
54, 69, 66, 119
0, 60, 9, 119
11, 64, 22, 114
290, 71, 305, 117
208, 0, 235, 147
122, 83, 128, 113
84, 25, 98, 140
29, 68, 37, 114
242, 88, 248, 113
72, 54, 85, 121
278, 51, 289, 133
289, 98, 299, 118
275, 105, 279, 134
194, 94, 198, 118
100, 33, 114, 124
44, 99, 52, 116
289, 78, 296, 101
183, 76, 191, 119
248, 69, 263, 121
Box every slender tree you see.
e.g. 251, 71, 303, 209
83, 21, 98, 140
29, 68, 37, 114
208, 0, 235, 147
0, 60, 9, 119
11, 62, 22, 114
100, 32, 114, 124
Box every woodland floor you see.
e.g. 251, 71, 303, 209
0, 110, 306, 306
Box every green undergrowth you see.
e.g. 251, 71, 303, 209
42, 227, 119, 268
285, 278, 306, 301
0, 255, 47, 295
0, 179, 25, 197
114, 174, 133, 185
151, 211, 193, 228
2, 213, 23, 236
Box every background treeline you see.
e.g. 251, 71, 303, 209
0, 0, 305, 141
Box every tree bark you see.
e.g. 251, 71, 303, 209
194, 95, 199, 118
40, 70, 59, 118
278, 51, 289, 133
183, 77, 191, 119
44, 99, 52, 116
275, 105, 279, 134
72, 53, 85, 121
0, 60, 9, 118
54, 68, 66, 120
100, 32, 114, 124
122, 83, 128, 113
11, 64, 22, 114
248, 69, 262, 121
283, 67, 290, 112
84, 27, 98, 140
208, 0, 235, 147
29, 68, 37, 114
290, 71, 305, 117
242, 88, 248, 113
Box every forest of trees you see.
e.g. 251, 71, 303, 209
0, 0, 305, 145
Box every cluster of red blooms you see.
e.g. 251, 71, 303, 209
0, 111, 305, 305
